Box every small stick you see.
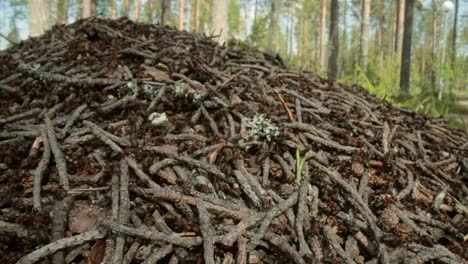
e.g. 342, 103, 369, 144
132, 187, 248, 220
0, 220, 29, 238
275, 90, 295, 122
16, 229, 107, 264
233, 170, 262, 209
262, 157, 270, 188
265, 232, 306, 264
33, 126, 51, 211
113, 159, 130, 264
152, 209, 173, 234
295, 98, 303, 123
0, 108, 41, 125
201, 105, 220, 135
64, 244, 90, 263
83, 121, 124, 154
45, 117, 70, 191
296, 163, 312, 256
99, 218, 202, 248
236, 235, 247, 264
51, 196, 74, 264
382, 122, 390, 155
60, 104, 87, 137
197, 199, 215, 264
323, 226, 355, 264
142, 244, 174, 264
122, 215, 144, 264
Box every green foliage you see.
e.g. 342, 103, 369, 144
248, 15, 268, 47
228, 0, 241, 36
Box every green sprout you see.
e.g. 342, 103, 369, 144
295, 149, 306, 185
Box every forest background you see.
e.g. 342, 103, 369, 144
1, 0, 467, 131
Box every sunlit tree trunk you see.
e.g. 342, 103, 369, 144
161, 0, 171, 25
195, 0, 200, 31
395, 0, 405, 56
360, 0, 370, 71
82, 0, 93, 18
400, 0, 414, 97
29, 0, 51, 37
328, 0, 339, 82
179, 0, 185, 30
430, 0, 437, 95
319, 0, 327, 69
211, 0, 230, 43
111, 0, 117, 18
134, 0, 141, 21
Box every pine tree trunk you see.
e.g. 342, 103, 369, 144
122, 0, 130, 18
134, 0, 141, 21
195, 0, 200, 32
55, 0, 68, 24
146, 0, 154, 22
268, 0, 277, 50
211, 0, 230, 43
340, 0, 347, 77
179, 0, 184, 30
450, 0, 459, 90
319, 0, 327, 69
161, 0, 171, 26
111, 0, 117, 18
289, 0, 295, 59
395, 0, 405, 56
400, 0, 414, 97
377, 0, 384, 73
328, 0, 339, 82
360, 0, 370, 71
391, 1, 397, 57
430, 0, 437, 95
29, 0, 51, 37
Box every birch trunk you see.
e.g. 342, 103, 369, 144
211, 0, 230, 43
319, 0, 327, 69
29, 0, 51, 37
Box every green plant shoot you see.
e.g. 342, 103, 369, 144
295, 149, 306, 184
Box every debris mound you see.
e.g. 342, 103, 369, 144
0, 18, 467, 263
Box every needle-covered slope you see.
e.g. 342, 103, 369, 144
0, 17, 467, 263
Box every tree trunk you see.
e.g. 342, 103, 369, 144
195, 0, 200, 31
111, 0, 117, 18
122, 0, 130, 18
319, 0, 327, 69
430, 0, 437, 95
399, 0, 414, 97
268, 0, 277, 50
134, 0, 141, 21
253, 0, 258, 28
377, 0, 384, 52
328, 0, 339, 82
161, 0, 171, 26
395, 0, 405, 56
55, 0, 68, 24
340, 0, 347, 77
289, 0, 295, 59
360, 0, 370, 71
179, 0, 185, 30
82, 0, 92, 18
146, 0, 154, 22
450, 0, 459, 90
29, 0, 51, 37
390, 1, 397, 57
211, 0, 230, 43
